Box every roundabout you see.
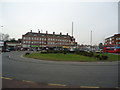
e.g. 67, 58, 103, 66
2, 51, 119, 88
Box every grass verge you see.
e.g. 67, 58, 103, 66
24, 53, 119, 62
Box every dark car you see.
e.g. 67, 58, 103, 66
2, 49, 10, 52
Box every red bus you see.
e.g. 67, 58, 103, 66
103, 47, 120, 53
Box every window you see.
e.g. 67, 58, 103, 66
23, 41, 25, 43
23, 37, 25, 39
48, 38, 50, 40
34, 34, 37, 36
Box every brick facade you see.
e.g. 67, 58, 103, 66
104, 34, 120, 46
22, 30, 77, 48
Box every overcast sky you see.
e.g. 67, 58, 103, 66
0, 0, 118, 45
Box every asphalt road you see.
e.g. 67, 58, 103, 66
2, 51, 119, 88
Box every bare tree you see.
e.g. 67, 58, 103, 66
0, 33, 9, 41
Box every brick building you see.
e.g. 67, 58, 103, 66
104, 33, 120, 47
22, 30, 77, 50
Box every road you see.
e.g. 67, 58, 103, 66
2, 51, 119, 88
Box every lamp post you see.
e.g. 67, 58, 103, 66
30, 30, 32, 50
1, 26, 3, 41
72, 22, 73, 37
90, 30, 92, 52
41, 29, 42, 49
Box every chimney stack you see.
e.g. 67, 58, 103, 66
38, 29, 40, 33
46, 31, 48, 34
30, 30, 32, 32
53, 32, 55, 35
60, 32, 62, 35
67, 33, 68, 36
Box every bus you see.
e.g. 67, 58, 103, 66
103, 46, 120, 53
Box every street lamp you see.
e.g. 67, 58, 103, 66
0, 26, 3, 41
90, 30, 92, 52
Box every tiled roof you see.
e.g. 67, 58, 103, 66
23, 32, 71, 37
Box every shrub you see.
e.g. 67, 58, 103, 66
101, 55, 108, 60
41, 52, 48, 54
25, 52, 30, 55
63, 50, 67, 54
94, 55, 100, 59
98, 56, 102, 60
88, 52, 94, 57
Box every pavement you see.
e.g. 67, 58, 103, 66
1, 51, 119, 88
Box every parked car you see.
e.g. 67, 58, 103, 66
2, 49, 10, 52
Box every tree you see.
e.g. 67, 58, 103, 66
99, 43, 104, 49
0, 33, 9, 41
9, 38, 18, 42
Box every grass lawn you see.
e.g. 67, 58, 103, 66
24, 53, 119, 62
